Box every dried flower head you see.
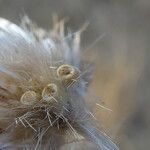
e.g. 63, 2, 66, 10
0, 16, 119, 150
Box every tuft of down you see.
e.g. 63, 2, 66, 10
0, 16, 119, 150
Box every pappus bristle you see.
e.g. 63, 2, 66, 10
0, 16, 119, 150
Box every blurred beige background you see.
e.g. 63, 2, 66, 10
0, 0, 150, 149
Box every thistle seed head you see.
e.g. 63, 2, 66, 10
0, 16, 119, 150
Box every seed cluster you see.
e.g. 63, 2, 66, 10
20, 64, 80, 105
0, 17, 119, 150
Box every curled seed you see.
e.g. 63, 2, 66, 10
42, 83, 57, 102
57, 64, 80, 86
20, 91, 37, 105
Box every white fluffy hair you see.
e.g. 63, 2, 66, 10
0, 16, 119, 150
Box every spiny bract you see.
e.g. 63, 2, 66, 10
0, 16, 119, 150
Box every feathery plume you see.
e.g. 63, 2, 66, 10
0, 16, 119, 150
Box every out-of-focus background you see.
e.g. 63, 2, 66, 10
0, 0, 149, 149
